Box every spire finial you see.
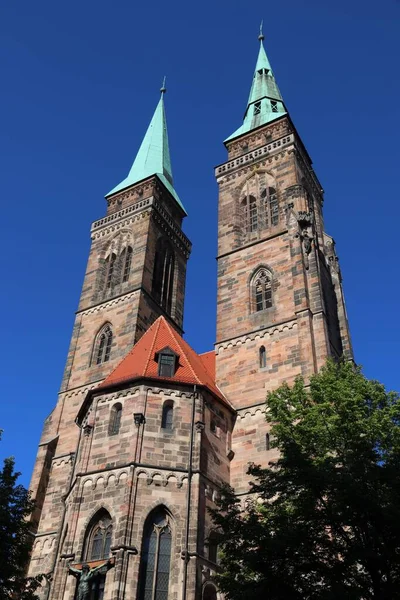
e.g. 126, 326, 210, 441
258, 20, 265, 41
160, 76, 167, 94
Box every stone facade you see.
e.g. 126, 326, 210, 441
27, 60, 352, 600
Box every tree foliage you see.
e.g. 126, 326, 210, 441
210, 360, 400, 599
0, 438, 42, 599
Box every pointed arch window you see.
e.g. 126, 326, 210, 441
262, 187, 279, 228
259, 346, 267, 368
121, 246, 133, 283
203, 584, 217, 600
139, 508, 172, 600
84, 510, 113, 562
161, 401, 174, 431
252, 269, 272, 313
109, 403, 122, 436
242, 195, 258, 233
152, 239, 175, 314
94, 324, 113, 365
105, 253, 117, 290
266, 433, 271, 451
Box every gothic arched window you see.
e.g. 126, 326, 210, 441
94, 324, 113, 365
259, 346, 267, 368
242, 195, 258, 233
207, 531, 219, 564
105, 253, 117, 291
83, 510, 113, 562
121, 246, 133, 283
262, 187, 279, 228
152, 239, 175, 314
203, 583, 218, 600
252, 269, 272, 312
139, 508, 172, 600
108, 403, 122, 436
161, 401, 174, 431
266, 432, 271, 451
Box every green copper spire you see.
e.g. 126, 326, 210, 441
106, 82, 186, 214
225, 27, 287, 142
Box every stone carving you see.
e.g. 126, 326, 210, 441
300, 230, 313, 270
69, 560, 111, 600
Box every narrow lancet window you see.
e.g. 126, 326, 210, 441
161, 401, 174, 430
109, 403, 122, 435
259, 346, 267, 368
262, 187, 279, 228
121, 246, 133, 283
242, 195, 258, 233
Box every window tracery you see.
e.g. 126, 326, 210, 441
251, 269, 272, 313
139, 508, 172, 600
83, 510, 113, 562
240, 177, 279, 238
93, 324, 113, 365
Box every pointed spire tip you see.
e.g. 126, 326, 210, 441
160, 75, 167, 94
258, 19, 265, 41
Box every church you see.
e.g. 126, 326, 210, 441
27, 30, 352, 600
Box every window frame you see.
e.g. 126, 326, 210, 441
138, 509, 172, 600
161, 401, 174, 431
108, 403, 122, 436
259, 346, 267, 369
94, 324, 113, 366
83, 512, 113, 563
252, 268, 273, 313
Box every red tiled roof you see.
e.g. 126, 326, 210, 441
199, 350, 216, 380
97, 317, 226, 403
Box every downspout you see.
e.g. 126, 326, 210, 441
182, 384, 197, 600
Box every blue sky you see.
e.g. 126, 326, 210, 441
1, 0, 399, 486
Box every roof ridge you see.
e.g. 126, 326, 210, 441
164, 319, 201, 385
143, 317, 163, 373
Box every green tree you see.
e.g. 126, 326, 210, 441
0, 438, 42, 599
210, 360, 400, 599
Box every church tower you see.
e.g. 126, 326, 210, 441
215, 31, 352, 492
27, 86, 193, 595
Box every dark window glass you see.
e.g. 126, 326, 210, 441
259, 346, 266, 368
203, 584, 217, 600
95, 325, 113, 365
109, 404, 122, 436
266, 433, 270, 451
89, 574, 106, 600
161, 403, 173, 430
122, 246, 133, 283
91, 529, 103, 560
254, 101, 261, 115
86, 515, 112, 562
152, 240, 175, 314
158, 353, 176, 378
105, 253, 116, 290
254, 270, 272, 312
139, 510, 172, 600
208, 535, 219, 564
262, 187, 279, 228
242, 195, 258, 233
271, 100, 278, 112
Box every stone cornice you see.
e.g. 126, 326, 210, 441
215, 133, 294, 180
91, 197, 191, 258
216, 318, 297, 351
